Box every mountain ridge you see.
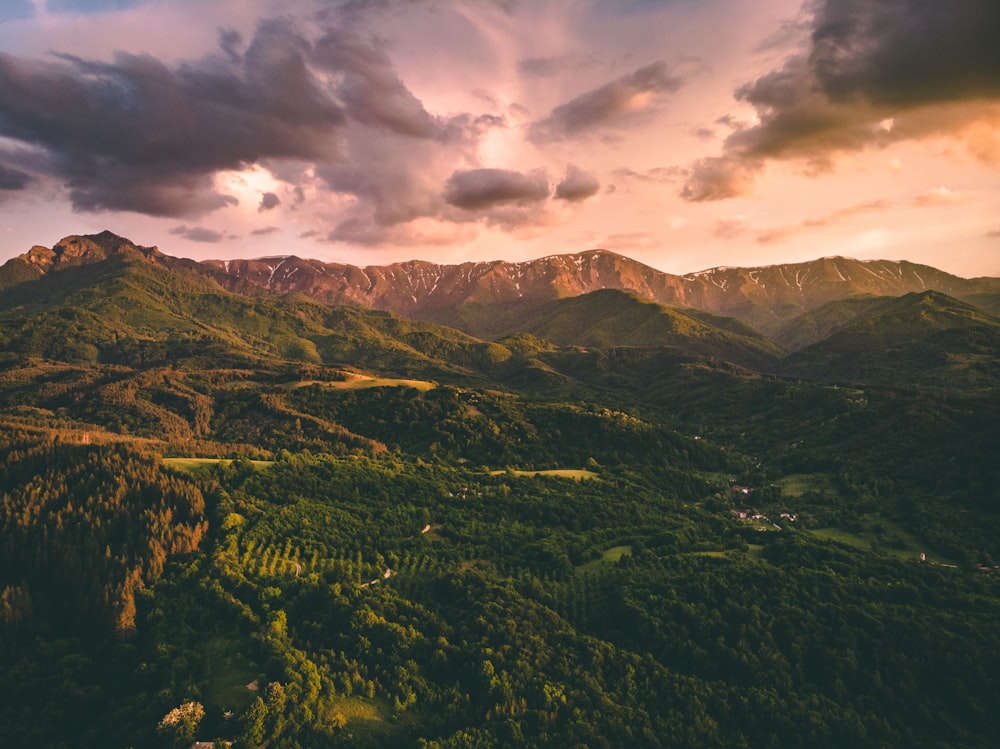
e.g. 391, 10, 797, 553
4, 232, 999, 340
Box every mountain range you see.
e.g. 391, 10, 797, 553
2, 230, 999, 391
7, 231, 999, 339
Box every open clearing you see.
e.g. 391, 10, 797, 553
808, 523, 948, 564
291, 373, 436, 391
162, 457, 275, 473
490, 468, 600, 480
776, 472, 839, 498
321, 696, 404, 741
578, 544, 632, 572
601, 545, 633, 562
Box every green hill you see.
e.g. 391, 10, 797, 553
485, 288, 783, 369
781, 290, 1000, 391
0, 239, 513, 378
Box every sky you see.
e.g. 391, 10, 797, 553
0, 0, 998, 278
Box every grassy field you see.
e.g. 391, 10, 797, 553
321, 696, 400, 741
292, 373, 437, 391
776, 472, 838, 497
601, 545, 633, 562
578, 544, 632, 572
489, 468, 601, 480
162, 457, 275, 474
808, 522, 951, 564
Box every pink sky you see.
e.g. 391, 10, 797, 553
0, 0, 998, 277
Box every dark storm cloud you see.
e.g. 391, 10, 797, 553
218, 28, 244, 63
169, 225, 227, 243
312, 26, 441, 139
0, 163, 32, 190
0, 13, 468, 222
555, 165, 600, 202
529, 61, 684, 141
809, 0, 1000, 106
0, 18, 344, 216
682, 0, 1000, 201
443, 168, 550, 210
259, 192, 281, 212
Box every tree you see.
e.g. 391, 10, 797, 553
156, 701, 204, 749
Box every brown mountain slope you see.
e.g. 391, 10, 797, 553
198, 249, 1000, 337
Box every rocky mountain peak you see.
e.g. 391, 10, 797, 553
12, 231, 161, 276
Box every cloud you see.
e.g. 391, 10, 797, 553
517, 53, 596, 79
0, 163, 32, 190
258, 192, 281, 212
713, 219, 748, 240
612, 166, 685, 184
910, 187, 972, 207
682, 0, 1000, 201
809, 0, 1000, 107
169, 225, 228, 243
443, 168, 550, 210
0, 10, 489, 231
250, 226, 280, 236
518, 55, 570, 78
756, 200, 889, 243
987, 229, 1000, 239
0, 18, 345, 217
218, 27, 244, 63
681, 156, 762, 202
529, 61, 684, 141
312, 26, 442, 139
326, 214, 477, 249
555, 165, 600, 202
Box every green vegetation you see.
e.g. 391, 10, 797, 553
490, 468, 600, 480
1, 240, 999, 747
163, 457, 276, 474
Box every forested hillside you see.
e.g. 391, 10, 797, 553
1, 232, 999, 747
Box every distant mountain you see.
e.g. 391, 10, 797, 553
781, 290, 1000, 390
197, 249, 1000, 338
5, 233, 999, 342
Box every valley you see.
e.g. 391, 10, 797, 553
0, 232, 998, 748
